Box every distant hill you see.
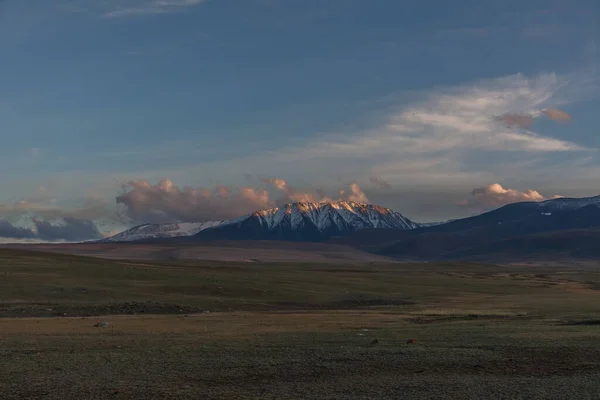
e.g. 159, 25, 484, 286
98, 221, 225, 243
374, 196, 600, 260
442, 229, 600, 261
97, 195, 600, 261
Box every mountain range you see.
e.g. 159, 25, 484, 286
100, 196, 600, 261
103, 201, 419, 243
339, 196, 600, 261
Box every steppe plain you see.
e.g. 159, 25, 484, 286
1, 245, 599, 399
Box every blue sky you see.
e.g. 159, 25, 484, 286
0, 0, 598, 240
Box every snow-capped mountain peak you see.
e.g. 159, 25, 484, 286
201, 201, 420, 241
97, 201, 422, 243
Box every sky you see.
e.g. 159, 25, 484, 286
0, 0, 598, 241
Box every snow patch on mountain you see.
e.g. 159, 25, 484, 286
99, 221, 225, 242
539, 196, 600, 210
418, 219, 457, 227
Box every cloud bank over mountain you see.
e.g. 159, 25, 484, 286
459, 183, 562, 209
115, 178, 369, 224
0, 218, 102, 242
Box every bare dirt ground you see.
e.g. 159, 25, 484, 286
0, 241, 395, 263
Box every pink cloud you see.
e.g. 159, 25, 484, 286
460, 183, 562, 208
543, 107, 572, 122
116, 178, 370, 223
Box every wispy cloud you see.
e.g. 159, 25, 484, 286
103, 0, 208, 18
494, 106, 572, 128
370, 176, 392, 190
253, 71, 594, 190
493, 113, 534, 129
36, 69, 593, 198
301, 73, 586, 159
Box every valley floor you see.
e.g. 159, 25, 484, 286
0, 241, 394, 263
1, 249, 599, 399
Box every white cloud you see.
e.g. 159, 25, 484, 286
459, 183, 562, 208
104, 0, 207, 18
